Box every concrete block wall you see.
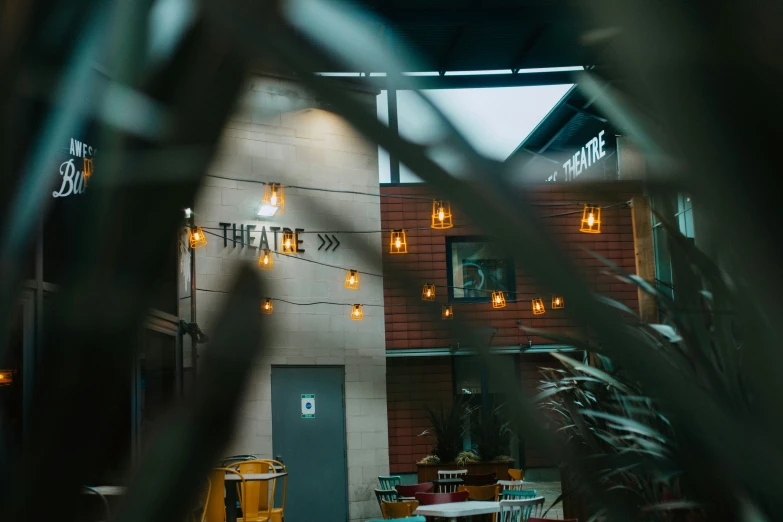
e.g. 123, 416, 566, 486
192, 75, 388, 522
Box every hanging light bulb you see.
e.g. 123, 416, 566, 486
552, 295, 564, 309
580, 205, 601, 233
344, 269, 360, 290
189, 227, 207, 249
262, 298, 273, 314
390, 230, 408, 254
281, 231, 297, 254
351, 304, 364, 320
532, 297, 545, 315
260, 182, 285, 216
258, 249, 274, 270
491, 291, 506, 309
184, 208, 192, 218
422, 283, 436, 301
431, 200, 453, 229
442, 305, 454, 320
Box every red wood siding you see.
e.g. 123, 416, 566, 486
387, 356, 453, 474
381, 182, 642, 350
382, 182, 642, 473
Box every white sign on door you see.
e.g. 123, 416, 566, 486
301, 394, 315, 418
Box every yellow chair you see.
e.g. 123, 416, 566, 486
458, 484, 499, 501
381, 500, 418, 519
204, 468, 244, 522
231, 460, 275, 522
507, 469, 524, 481
259, 460, 287, 522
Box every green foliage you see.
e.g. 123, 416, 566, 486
420, 397, 468, 463
455, 450, 480, 466
468, 402, 511, 461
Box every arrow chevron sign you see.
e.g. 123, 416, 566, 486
317, 234, 341, 252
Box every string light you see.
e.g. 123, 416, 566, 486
83, 157, 94, 186
431, 200, 453, 229
580, 205, 601, 234
258, 249, 274, 270
532, 297, 545, 315
422, 283, 436, 301
189, 227, 207, 249
442, 305, 454, 320
390, 230, 408, 254
262, 298, 273, 314
492, 291, 506, 309
345, 269, 360, 290
184, 208, 193, 218
0, 370, 12, 385
351, 304, 364, 320
281, 231, 297, 254
552, 295, 564, 309
260, 183, 285, 216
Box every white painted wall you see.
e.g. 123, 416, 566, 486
192, 75, 388, 521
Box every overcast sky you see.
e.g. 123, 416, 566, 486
376, 84, 574, 183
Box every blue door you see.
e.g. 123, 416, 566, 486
271, 366, 348, 521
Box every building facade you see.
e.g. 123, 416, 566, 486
191, 74, 388, 521
380, 180, 644, 478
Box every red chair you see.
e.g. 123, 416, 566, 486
415, 491, 469, 505
396, 482, 434, 498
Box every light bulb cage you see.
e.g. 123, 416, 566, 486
422, 283, 436, 301
0, 369, 13, 386
442, 305, 454, 320
189, 227, 207, 249
262, 298, 273, 314
431, 200, 453, 229
351, 304, 364, 320
263, 182, 285, 215
345, 269, 360, 290
580, 205, 601, 234
552, 295, 565, 309
532, 297, 546, 315
491, 291, 507, 309
281, 231, 297, 254
390, 229, 408, 254
83, 157, 94, 186
258, 249, 274, 270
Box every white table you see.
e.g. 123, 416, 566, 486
415, 501, 500, 521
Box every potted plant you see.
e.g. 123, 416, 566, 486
417, 397, 514, 482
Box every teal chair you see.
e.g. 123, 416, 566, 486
367, 518, 425, 522
379, 475, 402, 489
499, 489, 537, 501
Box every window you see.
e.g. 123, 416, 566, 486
651, 193, 696, 301
446, 237, 515, 301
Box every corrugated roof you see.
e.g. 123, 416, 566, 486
338, 0, 594, 72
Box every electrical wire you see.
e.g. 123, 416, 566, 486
203, 173, 631, 208
199, 229, 385, 277
193, 230, 561, 303
193, 201, 628, 237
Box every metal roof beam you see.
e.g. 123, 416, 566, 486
563, 102, 608, 123
335, 70, 576, 90
510, 24, 547, 73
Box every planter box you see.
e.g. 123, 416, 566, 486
417, 460, 514, 483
